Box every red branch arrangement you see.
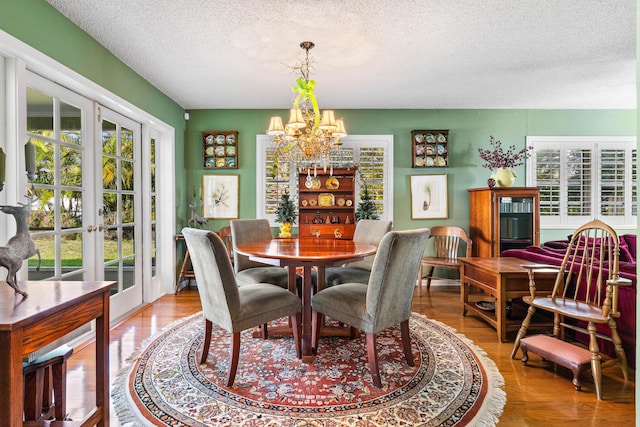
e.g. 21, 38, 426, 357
478, 136, 533, 170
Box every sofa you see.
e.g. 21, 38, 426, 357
502, 233, 637, 368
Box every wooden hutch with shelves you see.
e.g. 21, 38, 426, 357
468, 187, 540, 258
298, 167, 357, 239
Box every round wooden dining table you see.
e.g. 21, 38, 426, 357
235, 238, 377, 362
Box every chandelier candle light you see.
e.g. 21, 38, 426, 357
267, 41, 347, 172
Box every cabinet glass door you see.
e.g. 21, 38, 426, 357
499, 196, 535, 253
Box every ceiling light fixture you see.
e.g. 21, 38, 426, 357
267, 41, 347, 172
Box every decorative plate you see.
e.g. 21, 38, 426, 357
205, 158, 215, 168
415, 144, 426, 155
215, 134, 226, 145
226, 134, 236, 144
415, 157, 426, 167
346, 199, 353, 207
426, 145, 435, 155
318, 193, 335, 207
205, 146, 214, 156
310, 177, 321, 189
215, 158, 226, 167
437, 133, 447, 143
309, 199, 317, 206
437, 157, 447, 166
426, 157, 435, 166
226, 146, 236, 156
336, 197, 345, 206
215, 146, 225, 156
226, 157, 236, 167
437, 144, 446, 155
301, 200, 308, 207
325, 177, 340, 190
426, 134, 436, 143
414, 133, 425, 143
205, 135, 214, 145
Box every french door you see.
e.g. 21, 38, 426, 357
25, 71, 144, 320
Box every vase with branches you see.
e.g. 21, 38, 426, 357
478, 136, 533, 187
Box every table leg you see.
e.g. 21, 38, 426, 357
96, 291, 110, 426
301, 264, 314, 362
0, 328, 23, 427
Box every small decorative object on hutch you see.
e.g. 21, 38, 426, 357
412, 130, 449, 168
203, 131, 238, 169
477, 136, 533, 187
298, 167, 356, 238
275, 191, 297, 238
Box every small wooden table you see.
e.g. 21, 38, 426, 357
0, 280, 116, 427
460, 257, 556, 342
235, 238, 377, 362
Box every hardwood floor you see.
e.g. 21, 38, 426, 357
64, 281, 635, 426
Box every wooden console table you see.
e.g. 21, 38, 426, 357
0, 280, 116, 427
460, 257, 556, 342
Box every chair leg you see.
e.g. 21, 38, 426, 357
586, 322, 603, 400
291, 312, 302, 359
608, 318, 629, 381
510, 305, 536, 359
226, 332, 241, 387
52, 359, 68, 420
312, 311, 323, 352
400, 320, 414, 367
365, 333, 382, 387
23, 367, 45, 421
200, 318, 213, 364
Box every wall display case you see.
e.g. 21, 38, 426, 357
202, 130, 238, 169
468, 187, 540, 257
298, 167, 357, 239
411, 129, 449, 168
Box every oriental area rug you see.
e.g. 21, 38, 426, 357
112, 312, 506, 426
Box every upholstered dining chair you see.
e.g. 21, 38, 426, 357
230, 219, 291, 289
510, 219, 631, 400
182, 228, 302, 387
312, 228, 430, 387
416, 225, 472, 296
318, 219, 393, 289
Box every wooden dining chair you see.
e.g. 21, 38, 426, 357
510, 219, 631, 400
319, 219, 392, 289
217, 225, 234, 266
312, 228, 430, 387
416, 225, 472, 295
182, 228, 302, 386
230, 219, 290, 289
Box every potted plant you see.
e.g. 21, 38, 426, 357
478, 136, 533, 187
355, 184, 379, 221
275, 191, 297, 237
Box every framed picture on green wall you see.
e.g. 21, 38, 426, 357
410, 174, 448, 219
202, 174, 239, 219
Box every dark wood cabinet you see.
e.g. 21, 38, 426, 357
298, 168, 357, 239
468, 187, 540, 257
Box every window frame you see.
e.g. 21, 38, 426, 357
526, 136, 636, 229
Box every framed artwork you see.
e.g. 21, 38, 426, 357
202, 174, 239, 219
410, 174, 448, 219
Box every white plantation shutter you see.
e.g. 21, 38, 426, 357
527, 136, 636, 228
257, 135, 393, 225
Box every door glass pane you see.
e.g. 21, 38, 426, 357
121, 160, 134, 191
123, 225, 134, 258
103, 193, 118, 226
104, 228, 118, 264
60, 101, 82, 145
60, 146, 82, 186
33, 139, 55, 185
102, 120, 117, 154
26, 88, 53, 132
29, 235, 51, 280
102, 157, 117, 190
61, 232, 83, 275
122, 194, 134, 224
61, 190, 82, 230
121, 127, 134, 158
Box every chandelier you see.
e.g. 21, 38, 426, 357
267, 41, 347, 171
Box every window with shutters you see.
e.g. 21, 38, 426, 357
256, 135, 393, 226
526, 136, 636, 228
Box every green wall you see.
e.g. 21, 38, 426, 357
185, 109, 636, 241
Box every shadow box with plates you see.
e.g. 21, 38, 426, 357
202, 130, 238, 169
411, 130, 449, 168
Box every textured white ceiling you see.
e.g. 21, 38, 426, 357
46, 0, 636, 110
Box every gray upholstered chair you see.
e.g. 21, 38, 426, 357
230, 219, 291, 288
311, 228, 430, 387
182, 228, 302, 387
318, 219, 392, 289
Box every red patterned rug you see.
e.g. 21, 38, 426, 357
112, 312, 505, 426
